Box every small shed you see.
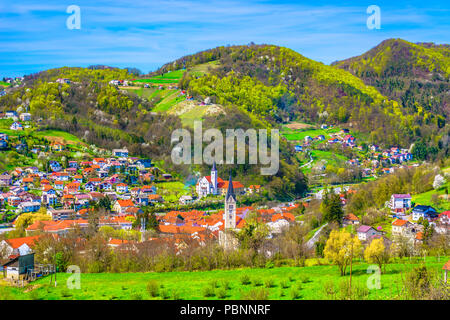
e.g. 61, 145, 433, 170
2, 253, 35, 280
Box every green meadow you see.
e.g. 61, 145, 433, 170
133, 70, 185, 85
0, 257, 447, 300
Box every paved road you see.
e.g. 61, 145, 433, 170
305, 223, 328, 250
300, 152, 314, 168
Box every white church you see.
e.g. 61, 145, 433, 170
196, 162, 223, 197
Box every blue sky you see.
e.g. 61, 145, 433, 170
0, 0, 449, 77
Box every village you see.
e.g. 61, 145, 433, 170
0, 110, 448, 286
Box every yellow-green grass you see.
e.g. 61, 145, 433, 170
32, 130, 84, 145
412, 182, 450, 212
0, 257, 447, 300
153, 90, 186, 112
134, 70, 185, 85
155, 181, 190, 203
281, 127, 340, 142
187, 61, 221, 77
178, 105, 209, 128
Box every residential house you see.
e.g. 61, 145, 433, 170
343, 213, 360, 226
389, 194, 411, 213
112, 148, 129, 157
18, 201, 41, 213
10, 122, 23, 131
0, 173, 12, 186
357, 225, 381, 241
113, 199, 135, 214
412, 205, 438, 221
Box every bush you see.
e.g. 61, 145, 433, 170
172, 289, 181, 300
146, 280, 159, 297
280, 280, 290, 289
240, 274, 251, 285
300, 275, 310, 283
265, 278, 275, 288
288, 275, 296, 282
241, 288, 269, 300
209, 280, 219, 289
203, 286, 215, 298
254, 278, 263, 287
160, 289, 170, 300
289, 288, 301, 300
131, 293, 143, 300
216, 288, 227, 299
222, 280, 230, 290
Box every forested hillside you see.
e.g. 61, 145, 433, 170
0, 66, 307, 200
161, 43, 448, 156
333, 39, 449, 160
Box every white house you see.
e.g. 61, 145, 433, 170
10, 122, 23, 131
389, 194, 411, 213
357, 225, 380, 241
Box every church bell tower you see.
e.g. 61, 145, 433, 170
224, 172, 236, 229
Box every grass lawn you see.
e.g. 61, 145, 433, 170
155, 181, 191, 203
152, 89, 186, 113
0, 257, 447, 300
32, 130, 84, 145
412, 182, 450, 211
134, 70, 185, 85
187, 61, 220, 77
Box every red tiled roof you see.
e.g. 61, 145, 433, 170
392, 219, 408, 227
5, 235, 40, 249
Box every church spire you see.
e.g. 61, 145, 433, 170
212, 160, 216, 172
226, 171, 236, 202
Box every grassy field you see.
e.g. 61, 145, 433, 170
187, 61, 220, 77
0, 257, 447, 300
155, 181, 191, 203
0, 81, 11, 87
32, 130, 85, 145
412, 182, 450, 211
281, 124, 341, 142
133, 70, 185, 85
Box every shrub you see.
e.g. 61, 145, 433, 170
146, 280, 159, 297
203, 286, 215, 298
288, 275, 295, 282
254, 278, 263, 287
216, 288, 227, 299
300, 275, 310, 283
131, 293, 143, 300
240, 274, 251, 285
280, 280, 290, 289
289, 288, 301, 300
209, 280, 219, 289
222, 280, 230, 290
160, 289, 170, 300
241, 288, 269, 300
265, 278, 275, 288
172, 289, 181, 300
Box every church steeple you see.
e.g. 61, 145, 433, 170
224, 171, 237, 230
225, 172, 236, 202
211, 161, 218, 195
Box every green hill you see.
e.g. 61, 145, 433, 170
332, 39, 449, 159
160, 43, 446, 149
